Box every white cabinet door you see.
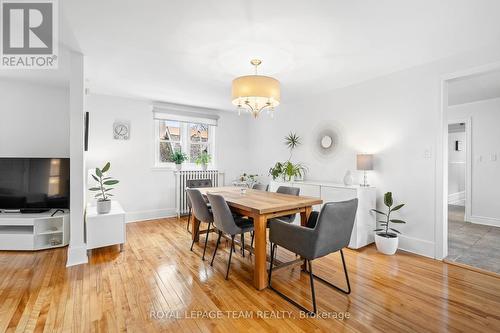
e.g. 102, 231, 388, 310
294, 183, 321, 211
321, 186, 357, 203
268, 180, 287, 192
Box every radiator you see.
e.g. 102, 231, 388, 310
175, 170, 224, 216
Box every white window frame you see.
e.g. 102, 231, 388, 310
154, 119, 216, 169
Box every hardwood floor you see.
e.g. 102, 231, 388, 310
1, 217, 499, 332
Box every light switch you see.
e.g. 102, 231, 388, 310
491, 154, 497, 162
424, 149, 432, 159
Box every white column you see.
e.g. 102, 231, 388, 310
66, 52, 87, 267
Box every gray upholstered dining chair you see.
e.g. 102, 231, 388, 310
250, 185, 300, 251
252, 183, 269, 191
187, 188, 214, 261
273, 186, 300, 223
186, 179, 212, 231
207, 193, 254, 280
268, 199, 358, 314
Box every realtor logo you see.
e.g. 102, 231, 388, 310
1, 0, 58, 69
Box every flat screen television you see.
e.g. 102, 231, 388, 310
0, 158, 70, 212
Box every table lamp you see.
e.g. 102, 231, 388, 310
357, 154, 373, 187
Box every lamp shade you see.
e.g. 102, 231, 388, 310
357, 154, 374, 170
231, 75, 281, 107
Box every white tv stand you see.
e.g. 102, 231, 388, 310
0, 210, 70, 251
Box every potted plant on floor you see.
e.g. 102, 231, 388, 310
372, 192, 406, 255
195, 150, 211, 171
170, 149, 188, 171
89, 162, 119, 214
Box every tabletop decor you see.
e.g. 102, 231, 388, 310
89, 162, 120, 214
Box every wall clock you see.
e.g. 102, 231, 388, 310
113, 121, 130, 140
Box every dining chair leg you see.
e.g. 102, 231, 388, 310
270, 244, 277, 259
268, 243, 276, 285
226, 235, 235, 280
303, 249, 351, 294
308, 260, 318, 314
202, 222, 211, 261
187, 207, 192, 231
268, 249, 317, 315
241, 233, 245, 257
250, 231, 254, 250
210, 230, 222, 266
190, 220, 201, 251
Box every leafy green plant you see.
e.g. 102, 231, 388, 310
269, 161, 307, 181
269, 132, 307, 181
195, 150, 212, 165
269, 162, 284, 180
285, 132, 301, 151
89, 162, 119, 201
170, 150, 187, 164
372, 192, 406, 238
282, 161, 307, 181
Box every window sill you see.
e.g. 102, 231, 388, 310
151, 166, 219, 172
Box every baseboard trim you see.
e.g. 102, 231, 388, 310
126, 208, 177, 223
468, 215, 500, 227
443, 259, 500, 279
448, 191, 465, 206
66, 244, 88, 267
398, 235, 435, 259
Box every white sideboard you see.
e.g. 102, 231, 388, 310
86, 201, 126, 252
0, 210, 70, 251
269, 180, 376, 249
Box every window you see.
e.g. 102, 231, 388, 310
155, 119, 215, 168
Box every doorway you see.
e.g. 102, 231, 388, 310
439, 65, 500, 274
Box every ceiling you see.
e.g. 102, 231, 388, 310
448, 70, 500, 106
50, 1, 500, 108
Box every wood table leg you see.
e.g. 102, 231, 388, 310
300, 206, 312, 269
253, 214, 268, 290
300, 206, 312, 227
191, 215, 200, 242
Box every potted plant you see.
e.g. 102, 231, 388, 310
371, 192, 406, 255
170, 149, 188, 171
89, 162, 119, 214
268, 132, 308, 181
195, 150, 211, 171
282, 161, 307, 182
269, 162, 284, 180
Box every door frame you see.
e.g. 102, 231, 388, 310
435, 61, 500, 259
446, 117, 472, 221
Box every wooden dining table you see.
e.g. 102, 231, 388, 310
191, 186, 323, 290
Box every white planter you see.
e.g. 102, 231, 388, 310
96, 200, 112, 214
375, 233, 399, 255
201, 164, 208, 171
175, 163, 182, 171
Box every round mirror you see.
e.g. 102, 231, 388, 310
321, 135, 333, 149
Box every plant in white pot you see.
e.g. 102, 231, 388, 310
195, 150, 211, 171
170, 149, 188, 171
89, 162, 119, 214
372, 192, 406, 255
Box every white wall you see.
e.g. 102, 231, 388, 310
0, 79, 69, 157
86, 94, 249, 222
448, 98, 500, 226
448, 130, 466, 205
246, 45, 500, 258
